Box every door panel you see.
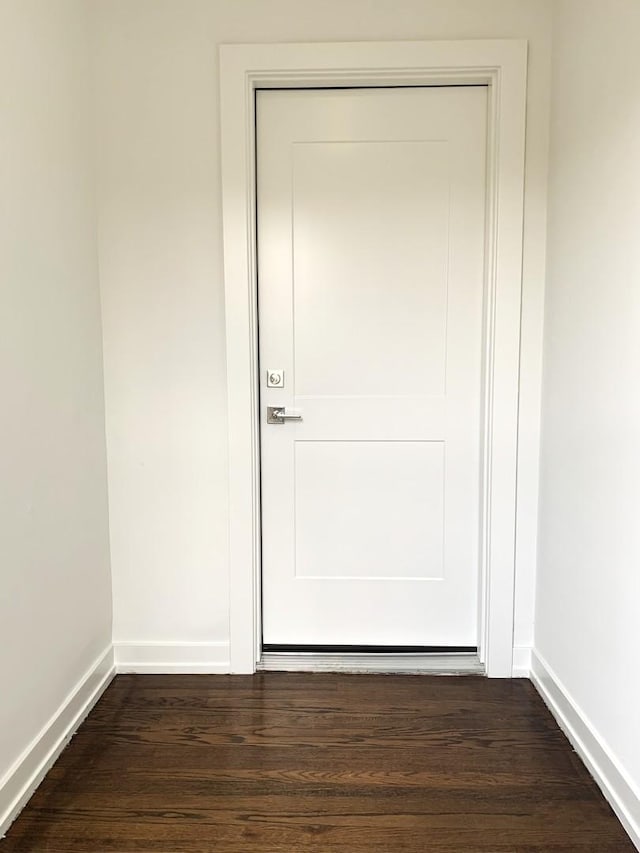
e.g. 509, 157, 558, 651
293, 440, 445, 581
258, 87, 487, 647
292, 140, 449, 397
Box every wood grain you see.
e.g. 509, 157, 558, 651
2, 673, 634, 852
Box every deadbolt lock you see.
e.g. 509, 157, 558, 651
266, 369, 284, 388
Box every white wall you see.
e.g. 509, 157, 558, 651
536, 0, 640, 829
94, 0, 552, 660
0, 0, 112, 821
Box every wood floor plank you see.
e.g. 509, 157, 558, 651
2, 673, 634, 852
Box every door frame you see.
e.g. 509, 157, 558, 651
219, 39, 528, 677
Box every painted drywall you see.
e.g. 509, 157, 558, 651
0, 0, 112, 811
537, 0, 640, 806
94, 0, 552, 655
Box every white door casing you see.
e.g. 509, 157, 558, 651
258, 86, 487, 648
219, 40, 528, 676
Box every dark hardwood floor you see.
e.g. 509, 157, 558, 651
2, 673, 634, 852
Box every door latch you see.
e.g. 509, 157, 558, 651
267, 406, 303, 424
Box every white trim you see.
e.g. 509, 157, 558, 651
0, 645, 115, 838
220, 39, 528, 676
259, 652, 483, 675
511, 645, 532, 677
531, 650, 640, 850
114, 641, 230, 674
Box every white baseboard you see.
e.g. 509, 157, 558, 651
114, 641, 231, 674
511, 645, 532, 677
531, 650, 640, 851
0, 645, 115, 838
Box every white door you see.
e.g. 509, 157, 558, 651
258, 86, 487, 649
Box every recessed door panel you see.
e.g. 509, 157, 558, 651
292, 141, 449, 398
294, 440, 445, 581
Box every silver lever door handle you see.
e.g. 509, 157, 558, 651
267, 406, 303, 424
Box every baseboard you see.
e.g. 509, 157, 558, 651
0, 645, 115, 838
114, 641, 231, 674
511, 645, 532, 677
531, 649, 640, 851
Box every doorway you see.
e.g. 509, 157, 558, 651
219, 40, 527, 676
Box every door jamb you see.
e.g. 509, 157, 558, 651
219, 39, 528, 677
